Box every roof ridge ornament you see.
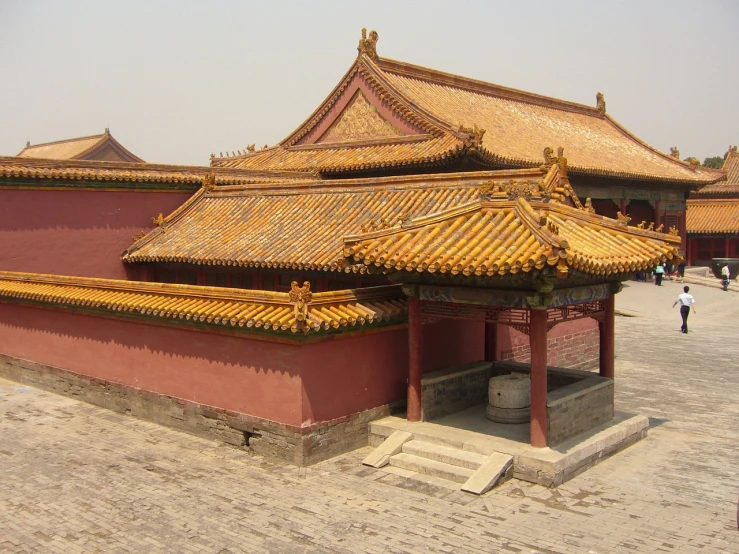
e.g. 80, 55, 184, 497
289, 281, 312, 329
596, 92, 606, 115
617, 211, 631, 226
729, 145, 738, 155
670, 147, 680, 159
202, 173, 216, 192
357, 28, 379, 62
458, 124, 486, 149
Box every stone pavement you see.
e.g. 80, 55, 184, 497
1, 280, 738, 553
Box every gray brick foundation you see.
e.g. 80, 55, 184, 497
0, 353, 403, 466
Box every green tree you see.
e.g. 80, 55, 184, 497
703, 156, 724, 169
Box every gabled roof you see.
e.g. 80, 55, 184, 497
0, 155, 311, 189
122, 166, 554, 271
691, 147, 739, 197
686, 147, 739, 234
17, 128, 145, 162
211, 30, 723, 187
0, 271, 407, 336
344, 197, 681, 278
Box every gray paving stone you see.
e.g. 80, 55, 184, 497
0, 280, 738, 552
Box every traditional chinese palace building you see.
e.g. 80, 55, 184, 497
0, 30, 703, 484
686, 146, 739, 265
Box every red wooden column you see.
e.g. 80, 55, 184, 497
726, 238, 731, 258
620, 199, 627, 215
407, 296, 423, 422
529, 309, 548, 448
484, 323, 497, 362
599, 295, 615, 378
654, 200, 661, 228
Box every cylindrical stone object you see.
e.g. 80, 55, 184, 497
485, 404, 530, 424
488, 374, 531, 409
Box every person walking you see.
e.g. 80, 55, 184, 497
721, 264, 731, 291
654, 263, 664, 286
676, 260, 686, 283
672, 286, 697, 334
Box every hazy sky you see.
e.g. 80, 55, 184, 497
1, 1, 737, 167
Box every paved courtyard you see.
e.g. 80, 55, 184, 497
1, 279, 738, 553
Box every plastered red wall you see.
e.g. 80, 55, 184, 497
0, 303, 304, 425
0, 189, 192, 279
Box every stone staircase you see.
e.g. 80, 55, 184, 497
363, 431, 513, 495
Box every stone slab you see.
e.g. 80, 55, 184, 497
461, 452, 513, 495
362, 430, 412, 468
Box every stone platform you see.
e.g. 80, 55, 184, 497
369, 407, 648, 487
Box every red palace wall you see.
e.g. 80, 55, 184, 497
0, 189, 192, 279
0, 304, 598, 427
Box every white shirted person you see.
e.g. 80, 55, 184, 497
672, 286, 697, 334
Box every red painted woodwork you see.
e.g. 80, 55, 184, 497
484, 323, 497, 362
0, 189, 192, 279
529, 309, 548, 448
599, 295, 615, 378
407, 296, 423, 421
496, 317, 596, 359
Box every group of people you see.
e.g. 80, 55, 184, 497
651, 260, 687, 286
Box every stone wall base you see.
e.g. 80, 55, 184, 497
0, 353, 403, 466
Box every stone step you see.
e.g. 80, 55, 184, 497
388, 453, 475, 484
401, 440, 488, 470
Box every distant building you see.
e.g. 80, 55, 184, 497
17, 128, 144, 163
686, 146, 739, 264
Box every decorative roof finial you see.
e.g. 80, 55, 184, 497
104, 127, 110, 134
596, 92, 606, 115
357, 28, 379, 62
246, 143, 255, 152
670, 147, 680, 159
729, 145, 738, 154
25, 140, 30, 147
202, 173, 216, 192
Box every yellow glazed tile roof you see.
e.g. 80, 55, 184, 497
692, 149, 739, 197
0, 156, 311, 188
211, 36, 723, 186
344, 197, 681, 277
212, 134, 465, 174
17, 129, 144, 162
686, 199, 739, 234
123, 168, 549, 271
0, 272, 406, 335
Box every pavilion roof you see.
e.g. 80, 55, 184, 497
211, 30, 723, 187
17, 129, 144, 163
0, 271, 406, 336
344, 190, 681, 278
122, 166, 554, 272
0, 155, 310, 189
